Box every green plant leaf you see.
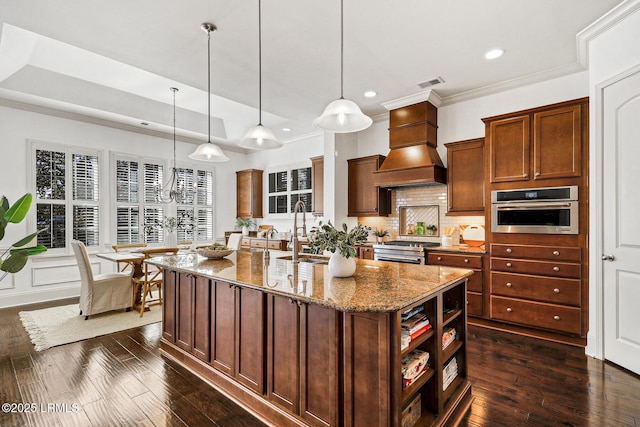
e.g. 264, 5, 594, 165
1, 250, 28, 273
10, 245, 47, 256
11, 228, 47, 247
0, 219, 5, 241
3, 193, 32, 224
1, 196, 8, 213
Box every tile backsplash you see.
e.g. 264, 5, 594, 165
358, 185, 485, 245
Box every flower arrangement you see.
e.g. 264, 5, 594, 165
373, 228, 389, 239
236, 218, 256, 230
308, 221, 371, 259
426, 224, 437, 232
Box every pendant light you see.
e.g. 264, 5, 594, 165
156, 87, 195, 203
313, 0, 372, 133
237, 0, 283, 150
189, 22, 230, 162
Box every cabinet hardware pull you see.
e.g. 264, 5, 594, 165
553, 288, 560, 293
507, 307, 513, 313
535, 172, 541, 177
288, 298, 294, 304
506, 262, 512, 267
523, 173, 528, 178
553, 266, 560, 272
506, 282, 512, 287
464, 259, 469, 263
553, 315, 560, 321
506, 248, 512, 254
437, 257, 442, 261
553, 250, 560, 256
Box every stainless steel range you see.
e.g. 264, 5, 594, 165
373, 240, 440, 264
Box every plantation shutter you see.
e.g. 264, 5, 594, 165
72, 153, 100, 247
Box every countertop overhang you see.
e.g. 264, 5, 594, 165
146, 250, 473, 313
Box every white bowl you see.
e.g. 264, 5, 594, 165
196, 248, 234, 259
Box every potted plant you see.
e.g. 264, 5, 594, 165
426, 224, 438, 236
236, 218, 256, 235
1, 193, 47, 283
308, 221, 370, 277
373, 228, 389, 243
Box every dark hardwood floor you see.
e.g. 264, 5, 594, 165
2, 298, 639, 427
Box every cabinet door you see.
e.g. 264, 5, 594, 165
236, 286, 265, 394
533, 105, 582, 180
359, 246, 374, 260
446, 138, 485, 215
175, 273, 194, 352
301, 303, 339, 427
211, 280, 236, 375
192, 276, 211, 362
236, 169, 263, 218
311, 156, 324, 216
162, 269, 177, 342
267, 295, 300, 413
489, 115, 530, 183
348, 156, 390, 217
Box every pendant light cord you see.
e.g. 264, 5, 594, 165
340, 0, 344, 100
207, 28, 212, 142
171, 87, 178, 170
258, 0, 263, 125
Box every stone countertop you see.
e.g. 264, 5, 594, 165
147, 250, 473, 313
426, 245, 486, 254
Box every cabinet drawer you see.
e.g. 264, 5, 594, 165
241, 237, 251, 247
467, 292, 483, 317
427, 252, 482, 269
267, 241, 282, 250
490, 296, 581, 335
491, 272, 581, 306
491, 257, 580, 279
467, 270, 483, 293
490, 244, 580, 262
251, 240, 267, 248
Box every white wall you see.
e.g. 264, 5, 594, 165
583, 0, 640, 358
0, 104, 248, 307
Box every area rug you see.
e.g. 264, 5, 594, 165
19, 303, 162, 351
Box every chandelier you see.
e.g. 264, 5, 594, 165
156, 87, 195, 204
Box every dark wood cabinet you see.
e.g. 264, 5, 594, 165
310, 156, 324, 216
267, 294, 339, 426
162, 269, 176, 342
358, 245, 374, 260
347, 155, 391, 217
236, 169, 263, 218
485, 100, 585, 184
176, 272, 194, 352
445, 138, 485, 215
211, 280, 235, 375
193, 275, 211, 361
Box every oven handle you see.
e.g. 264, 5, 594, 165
495, 202, 573, 210
374, 255, 424, 265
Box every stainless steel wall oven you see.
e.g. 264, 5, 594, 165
491, 186, 578, 234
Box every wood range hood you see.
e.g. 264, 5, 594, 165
372, 100, 447, 187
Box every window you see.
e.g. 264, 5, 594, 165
32, 143, 101, 251
267, 165, 312, 215
114, 155, 215, 245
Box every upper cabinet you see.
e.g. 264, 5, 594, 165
347, 155, 391, 217
484, 98, 587, 184
310, 156, 324, 217
445, 138, 485, 216
236, 169, 263, 218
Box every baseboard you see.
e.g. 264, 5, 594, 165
468, 317, 586, 347
0, 286, 80, 309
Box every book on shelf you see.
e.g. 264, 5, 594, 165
443, 357, 459, 391
410, 323, 432, 341
401, 349, 430, 391
442, 326, 457, 350
401, 305, 424, 321
402, 313, 429, 330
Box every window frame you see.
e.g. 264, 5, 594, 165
29, 140, 105, 255
264, 162, 313, 219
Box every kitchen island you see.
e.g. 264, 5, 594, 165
148, 250, 474, 427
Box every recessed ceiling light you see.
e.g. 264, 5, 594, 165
364, 91, 377, 98
282, 127, 291, 132
485, 48, 504, 60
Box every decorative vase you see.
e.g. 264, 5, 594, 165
328, 251, 356, 278
416, 222, 426, 235
242, 226, 249, 236
166, 230, 177, 248
407, 224, 415, 235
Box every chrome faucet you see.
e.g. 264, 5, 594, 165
291, 200, 307, 263
263, 226, 275, 261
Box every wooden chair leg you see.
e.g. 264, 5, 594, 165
139, 282, 147, 317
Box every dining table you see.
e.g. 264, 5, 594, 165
96, 247, 179, 307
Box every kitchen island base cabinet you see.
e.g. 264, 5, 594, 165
161, 268, 471, 427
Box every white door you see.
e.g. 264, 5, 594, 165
603, 68, 640, 375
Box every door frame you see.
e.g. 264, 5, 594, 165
587, 63, 640, 359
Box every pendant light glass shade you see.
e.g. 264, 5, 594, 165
237, 0, 282, 150
189, 22, 230, 162
313, 98, 372, 133
238, 124, 282, 149
314, 0, 371, 133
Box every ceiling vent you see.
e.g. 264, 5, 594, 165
417, 77, 444, 89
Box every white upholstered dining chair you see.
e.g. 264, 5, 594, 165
71, 240, 133, 320
227, 233, 243, 250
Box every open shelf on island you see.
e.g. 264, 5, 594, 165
402, 367, 435, 404
401, 329, 434, 357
